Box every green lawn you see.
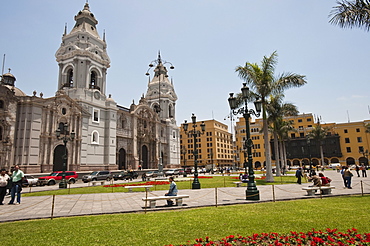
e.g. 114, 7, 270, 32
23, 175, 298, 197
1, 195, 369, 246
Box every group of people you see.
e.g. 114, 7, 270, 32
296, 167, 332, 187
296, 164, 368, 189
0, 165, 24, 205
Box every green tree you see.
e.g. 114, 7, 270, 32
329, 0, 370, 31
235, 51, 307, 182
267, 94, 299, 176
307, 120, 331, 167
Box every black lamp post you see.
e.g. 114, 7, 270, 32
181, 146, 187, 177
145, 52, 174, 175
182, 113, 205, 189
228, 83, 262, 200
56, 123, 75, 188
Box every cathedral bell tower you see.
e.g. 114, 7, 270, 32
145, 52, 178, 123
55, 2, 110, 98
54, 3, 117, 169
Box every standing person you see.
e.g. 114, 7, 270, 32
9, 165, 24, 205
355, 165, 360, 177
5, 170, 12, 195
0, 169, 10, 205
340, 166, 347, 188
165, 177, 178, 206
343, 166, 353, 189
295, 168, 303, 184
360, 164, 367, 178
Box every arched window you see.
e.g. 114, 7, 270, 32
67, 69, 73, 87
169, 105, 173, 118
90, 71, 99, 90
0, 100, 4, 109
91, 130, 99, 144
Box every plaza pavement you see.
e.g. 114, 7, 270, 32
0, 170, 369, 223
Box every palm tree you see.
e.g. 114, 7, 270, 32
236, 51, 307, 182
267, 94, 299, 176
307, 119, 331, 167
329, 0, 370, 31
276, 119, 296, 174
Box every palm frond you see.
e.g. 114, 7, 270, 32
329, 0, 370, 31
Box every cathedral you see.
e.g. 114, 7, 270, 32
0, 3, 180, 173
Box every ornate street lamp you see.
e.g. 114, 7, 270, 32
145, 52, 174, 175
56, 123, 75, 188
182, 113, 205, 189
228, 83, 262, 200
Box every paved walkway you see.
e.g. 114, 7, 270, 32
1, 170, 369, 222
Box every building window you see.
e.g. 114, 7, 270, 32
356, 128, 360, 132
93, 108, 100, 123
172, 131, 176, 139
344, 129, 348, 133
359, 146, 364, 152
0, 126, 3, 140
346, 147, 351, 153
298, 119, 302, 122
291, 133, 296, 138
307, 118, 312, 122
298, 126, 303, 130
91, 130, 99, 144
357, 137, 363, 143
345, 138, 350, 143
0, 100, 4, 109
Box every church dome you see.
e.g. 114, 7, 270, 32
3, 85, 27, 96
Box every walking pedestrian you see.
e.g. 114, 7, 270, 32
343, 166, 353, 189
8, 165, 24, 205
340, 166, 347, 188
355, 165, 360, 177
360, 164, 367, 178
295, 168, 303, 184
0, 169, 10, 205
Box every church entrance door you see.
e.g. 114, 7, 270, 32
53, 145, 67, 171
118, 148, 126, 170
142, 145, 149, 169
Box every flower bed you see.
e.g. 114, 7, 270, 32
103, 181, 170, 188
166, 228, 370, 246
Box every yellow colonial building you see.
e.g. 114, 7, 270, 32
179, 119, 233, 169
235, 113, 370, 168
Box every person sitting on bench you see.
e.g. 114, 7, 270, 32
239, 173, 249, 183
165, 177, 178, 206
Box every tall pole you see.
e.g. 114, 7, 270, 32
228, 83, 261, 201
192, 123, 200, 189
244, 109, 259, 200
183, 114, 205, 189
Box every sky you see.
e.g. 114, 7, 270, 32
1, 0, 370, 131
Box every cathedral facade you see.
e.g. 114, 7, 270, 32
0, 3, 180, 173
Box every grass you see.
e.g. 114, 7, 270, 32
1, 195, 369, 246
23, 175, 298, 197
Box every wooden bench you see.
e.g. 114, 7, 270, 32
88, 181, 105, 186
233, 181, 248, 187
124, 185, 153, 192
142, 195, 189, 208
302, 186, 335, 196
